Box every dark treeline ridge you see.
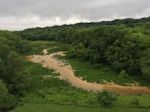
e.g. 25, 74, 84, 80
0, 30, 30, 111
17, 17, 150, 40
17, 17, 150, 79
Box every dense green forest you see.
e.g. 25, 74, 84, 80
18, 17, 150, 80
0, 31, 29, 111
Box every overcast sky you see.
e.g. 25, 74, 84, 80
0, 0, 150, 30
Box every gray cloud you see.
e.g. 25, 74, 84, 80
0, 0, 150, 30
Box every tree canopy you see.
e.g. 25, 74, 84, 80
0, 30, 29, 110
17, 17, 150, 79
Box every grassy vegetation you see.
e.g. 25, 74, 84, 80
27, 40, 70, 55
12, 60, 150, 112
12, 103, 150, 112
59, 57, 150, 86
21, 61, 99, 107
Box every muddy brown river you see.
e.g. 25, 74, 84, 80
27, 49, 150, 95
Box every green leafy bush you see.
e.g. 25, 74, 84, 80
131, 98, 140, 107
0, 80, 17, 110
98, 91, 117, 107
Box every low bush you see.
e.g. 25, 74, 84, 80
98, 91, 117, 107
0, 80, 17, 110
131, 98, 140, 107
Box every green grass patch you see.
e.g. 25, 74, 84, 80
12, 61, 150, 112
12, 103, 150, 112
27, 40, 70, 55
22, 61, 100, 107
62, 57, 150, 86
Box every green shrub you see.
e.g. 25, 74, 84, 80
98, 91, 117, 107
131, 98, 140, 107
119, 69, 128, 78
36, 90, 46, 98
0, 80, 17, 110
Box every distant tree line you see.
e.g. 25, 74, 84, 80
17, 17, 150, 80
